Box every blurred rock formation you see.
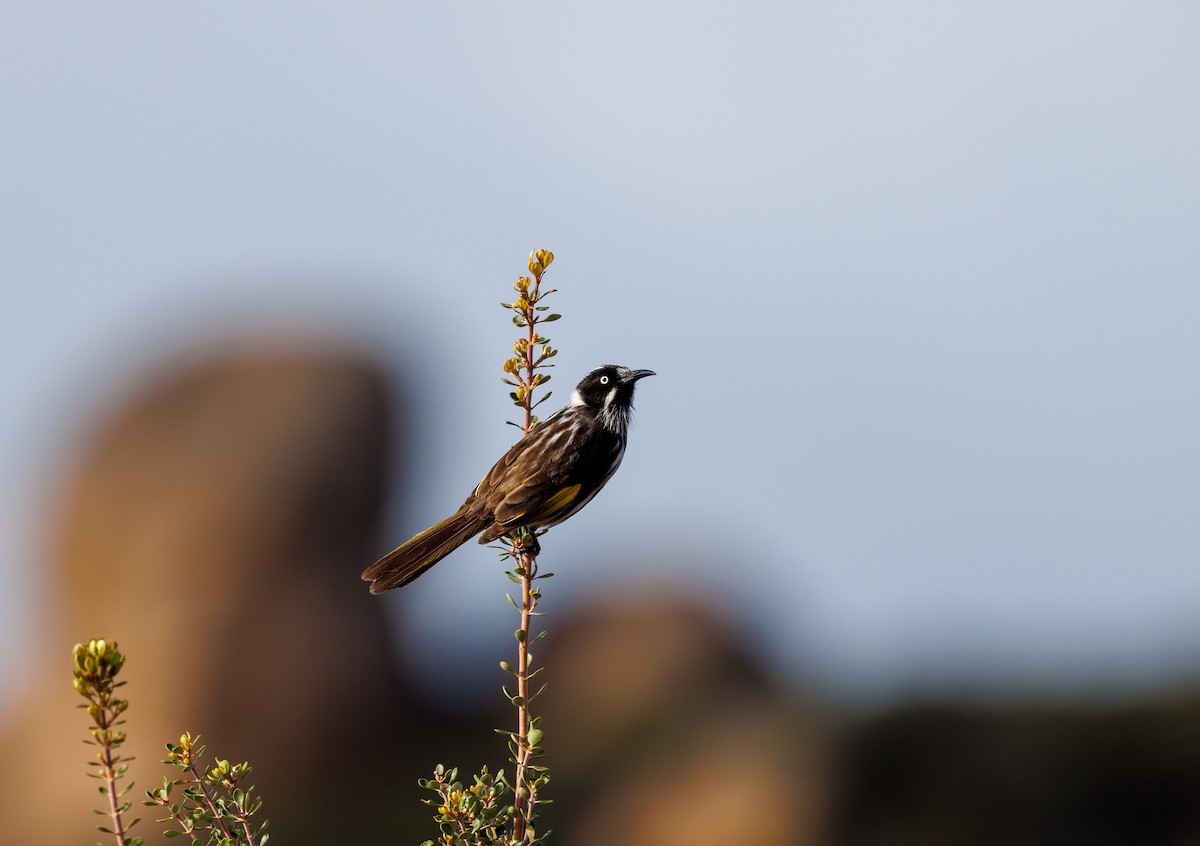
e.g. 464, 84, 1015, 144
0, 346, 414, 846
536, 591, 831, 846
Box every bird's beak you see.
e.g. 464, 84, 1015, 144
624, 369, 656, 384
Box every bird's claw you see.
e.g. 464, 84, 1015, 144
515, 532, 542, 558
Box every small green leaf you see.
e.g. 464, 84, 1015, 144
542, 313, 562, 322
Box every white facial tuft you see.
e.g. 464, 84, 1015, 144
570, 388, 586, 407
597, 392, 631, 434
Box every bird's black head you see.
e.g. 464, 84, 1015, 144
571, 365, 655, 415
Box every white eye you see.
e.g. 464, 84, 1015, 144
600, 375, 609, 385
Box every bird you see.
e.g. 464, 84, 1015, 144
362, 364, 655, 594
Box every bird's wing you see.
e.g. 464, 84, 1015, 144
486, 431, 577, 527
494, 482, 581, 529
473, 407, 589, 529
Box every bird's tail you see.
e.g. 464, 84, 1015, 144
362, 508, 490, 594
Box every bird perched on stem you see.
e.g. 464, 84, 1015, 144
362, 365, 655, 594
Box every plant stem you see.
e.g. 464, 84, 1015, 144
523, 272, 542, 432
511, 257, 546, 843
94, 709, 129, 846
511, 547, 539, 843
187, 763, 237, 844
164, 805, 202, 846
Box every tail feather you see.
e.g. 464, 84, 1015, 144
362, 509, 490, 594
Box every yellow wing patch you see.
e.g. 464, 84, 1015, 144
541, 483, 582, 515
503, 483, 582, 527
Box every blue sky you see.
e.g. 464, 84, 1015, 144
3, 2, 1198, 706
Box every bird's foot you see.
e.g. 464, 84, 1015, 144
513, 531, 541, 559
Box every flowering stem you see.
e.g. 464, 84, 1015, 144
72, 639, 138, 846
522, 272, 541, 432
504, 249, 556, 843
